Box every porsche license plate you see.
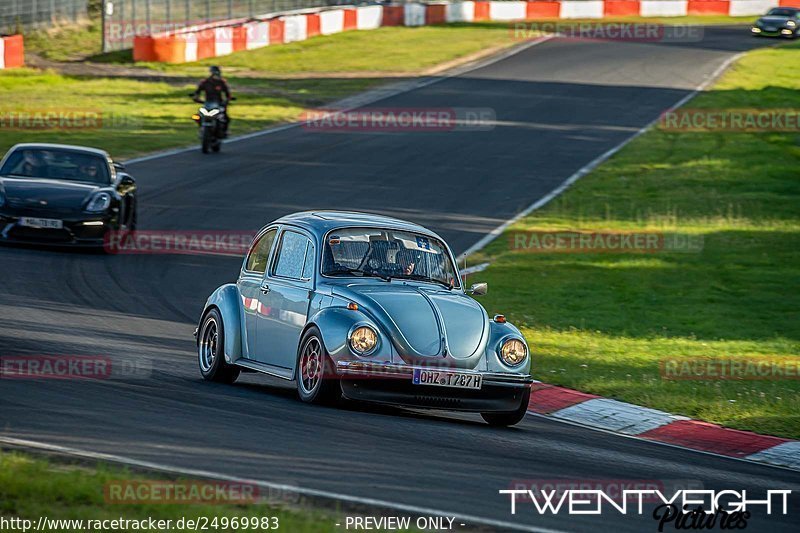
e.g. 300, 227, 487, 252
19, 217, 63, 229
412, 369, 482, 390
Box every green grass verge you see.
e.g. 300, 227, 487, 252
473, 41, 800, 439
0, 450, 334, 532
25, 21, 104, 62
142, 25, 517, 75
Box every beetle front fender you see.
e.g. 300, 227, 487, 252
486, 321, 531, 375
201, 283, 244, 364
307, 307, 393, 362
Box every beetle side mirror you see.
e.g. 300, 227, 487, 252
468, 282, 487, 296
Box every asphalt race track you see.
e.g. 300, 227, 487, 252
2, 26, 800, 532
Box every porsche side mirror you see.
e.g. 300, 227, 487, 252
468, 282, 487, 296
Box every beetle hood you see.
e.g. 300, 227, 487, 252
333, 283, 489, 364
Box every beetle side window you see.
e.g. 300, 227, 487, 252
245, 229, 277, 273
273, 231, 311, 280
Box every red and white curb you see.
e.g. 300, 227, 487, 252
528, 382, 800, 471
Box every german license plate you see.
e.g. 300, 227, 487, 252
412, 369, 482, 390
19, 217, 63, 229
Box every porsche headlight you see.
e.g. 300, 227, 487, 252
787, 20, 797, 27
85, 192, 111, 213
349, 326, 378, 355
500, 338, 528, 367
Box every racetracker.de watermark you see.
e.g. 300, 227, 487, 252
508, 230, 704, 254
0, 110, 140, 131
0, 355, 151, 380
510, 23, 703, 43
104, 480, 302, 506
661, 358, 800, 380
103, 20, 282, 45
104, 231, 257, 256
659, 109, 800, 132
299, 107, 496, 132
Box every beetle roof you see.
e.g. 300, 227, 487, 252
272, 211, 443, 240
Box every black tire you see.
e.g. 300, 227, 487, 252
481, 390, 530, 427
198, 308, 240, 384
201, 129, 213, 154
127, 198, 137, 231
295, 326, 340, 405
212, 141, 221, 153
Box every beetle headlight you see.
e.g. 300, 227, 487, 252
85, 192, 111, 213
500, 338, 528, 367
349, 326, 378, 355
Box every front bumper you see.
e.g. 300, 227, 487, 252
337, 361, 533, 413
751, 26, 796, 37
0, 213, 113, 246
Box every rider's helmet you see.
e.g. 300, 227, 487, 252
209, 66, 221, 78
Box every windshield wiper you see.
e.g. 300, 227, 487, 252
395, 274, 453, 290
327, 268, 391, 282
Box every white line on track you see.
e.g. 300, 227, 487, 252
0, 436, 566, 533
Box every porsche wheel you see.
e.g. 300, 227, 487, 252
481, 391, 530, 427
198, 308, 240, 384
296, 326, 340, 405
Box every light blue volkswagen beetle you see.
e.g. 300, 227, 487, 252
196, 211, 533, 426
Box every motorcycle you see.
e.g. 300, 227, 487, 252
191, 97, 234, 154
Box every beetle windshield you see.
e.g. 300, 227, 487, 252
0, 148, 111, 185
322, 228, 460, 289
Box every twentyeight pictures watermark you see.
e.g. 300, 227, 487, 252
508, 230, 704, 254
300, 108, 496, 132
511, 23, 704, 43
500, 487, 792, 531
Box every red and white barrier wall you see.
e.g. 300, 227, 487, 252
133, 1, 797, 64
0, 34, 24, 70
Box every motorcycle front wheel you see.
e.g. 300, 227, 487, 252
201, 128, 213, 154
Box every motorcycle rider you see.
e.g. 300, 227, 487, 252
193, 66, 233, 137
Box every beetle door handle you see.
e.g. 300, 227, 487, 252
260, 282, 270, 294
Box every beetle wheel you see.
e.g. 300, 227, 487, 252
296, 327, 340, 405
198, 309, 239, 384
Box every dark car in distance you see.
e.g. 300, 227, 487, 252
0, 143, 137, 247
752, 7, 800, 38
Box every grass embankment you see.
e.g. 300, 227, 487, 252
475, 42, 800, 439
0, 450, 334, 532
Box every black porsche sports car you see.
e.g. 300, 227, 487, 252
752, 7, 800, 38
0, 143, 137, 247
